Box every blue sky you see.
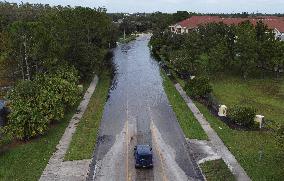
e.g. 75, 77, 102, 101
8, 0, 284, 13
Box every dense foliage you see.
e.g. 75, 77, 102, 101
4, 66, 80, 140
184, 77, 212, 99
0, 2, 118, 82
228, 106, 256, 128
150, 21, 284, 79
0, 2, 118, 142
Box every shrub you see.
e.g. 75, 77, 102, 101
184, 76, 212, 98
4, 66, 80, 140
228, 105, 256, 128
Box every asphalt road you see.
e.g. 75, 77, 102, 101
88, 34, 203, 181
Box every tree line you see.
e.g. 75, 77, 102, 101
0, 2, 118, 81
109, 11, 193, 36
0, 2, 118, 143
150, 21, 284, 79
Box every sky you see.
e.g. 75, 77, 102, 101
8, 0, 284, 14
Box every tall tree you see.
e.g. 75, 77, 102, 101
255, 21, 276, 74
235, 21, 258, 79
272, 41, 284, 78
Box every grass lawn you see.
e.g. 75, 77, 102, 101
211, 76, 284, 125
161, 71, 207, 140
200, 159, 235, 181
195, 101, 284, 180
0, 106, 78, 181
64, 72, 111, 161
166, 73, 284, 180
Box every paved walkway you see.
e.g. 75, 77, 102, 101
175, 83, 251, 181
40, 76, 99, 181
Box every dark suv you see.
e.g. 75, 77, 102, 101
134, 145, 153, 168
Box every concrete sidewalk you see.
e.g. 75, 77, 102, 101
40, 76, 98, 181
175, 83, 251, 181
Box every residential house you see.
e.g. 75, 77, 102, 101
170, 16, 284, 41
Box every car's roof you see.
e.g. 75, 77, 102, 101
137, 145, 152, 155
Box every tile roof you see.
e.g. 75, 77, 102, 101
175, 16, 284, 32
177, 16, 220, 28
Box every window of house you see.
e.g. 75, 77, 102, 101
177, 28, 181, 33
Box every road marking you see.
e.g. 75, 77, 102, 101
148, 106, 168, 181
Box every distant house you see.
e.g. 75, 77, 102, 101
169, 16, 220, 34
113, 19, 123, 25
170, 16, 284, 41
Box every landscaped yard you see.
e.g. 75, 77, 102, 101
167, 73, 284, 180
207, 76, 284, 180
195, 101, 284, 180
211, 76, 284, 125
64, 72, 111, 161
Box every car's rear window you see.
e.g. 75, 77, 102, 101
138, 154, 152, 160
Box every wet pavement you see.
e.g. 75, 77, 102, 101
88, 34, 203, 181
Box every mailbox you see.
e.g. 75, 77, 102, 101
255, 115, 265, 128
218, 105, 227, 117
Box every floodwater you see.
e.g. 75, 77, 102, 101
88, 34, 203, 181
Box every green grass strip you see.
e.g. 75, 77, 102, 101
161, 71, 208, 140
200, 159, 235, 181
64, 72, 111, 161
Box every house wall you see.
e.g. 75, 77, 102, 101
280, 33, 284, 41
274, 29, 281, 39
170, 26, 175, 33
170, 25, 284, 41
169, 25, 187, 34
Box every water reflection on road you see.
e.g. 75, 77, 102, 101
89, 34, 202, 181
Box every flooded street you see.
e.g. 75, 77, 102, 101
88, 34, 202, 181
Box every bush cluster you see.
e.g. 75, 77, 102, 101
184, 76, 212, 99
3, 66, 80, 140
228, 105, 256, 128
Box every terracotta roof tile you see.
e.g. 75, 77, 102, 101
176, 16, 284, 32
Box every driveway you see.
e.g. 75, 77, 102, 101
88, 34, 203, 181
